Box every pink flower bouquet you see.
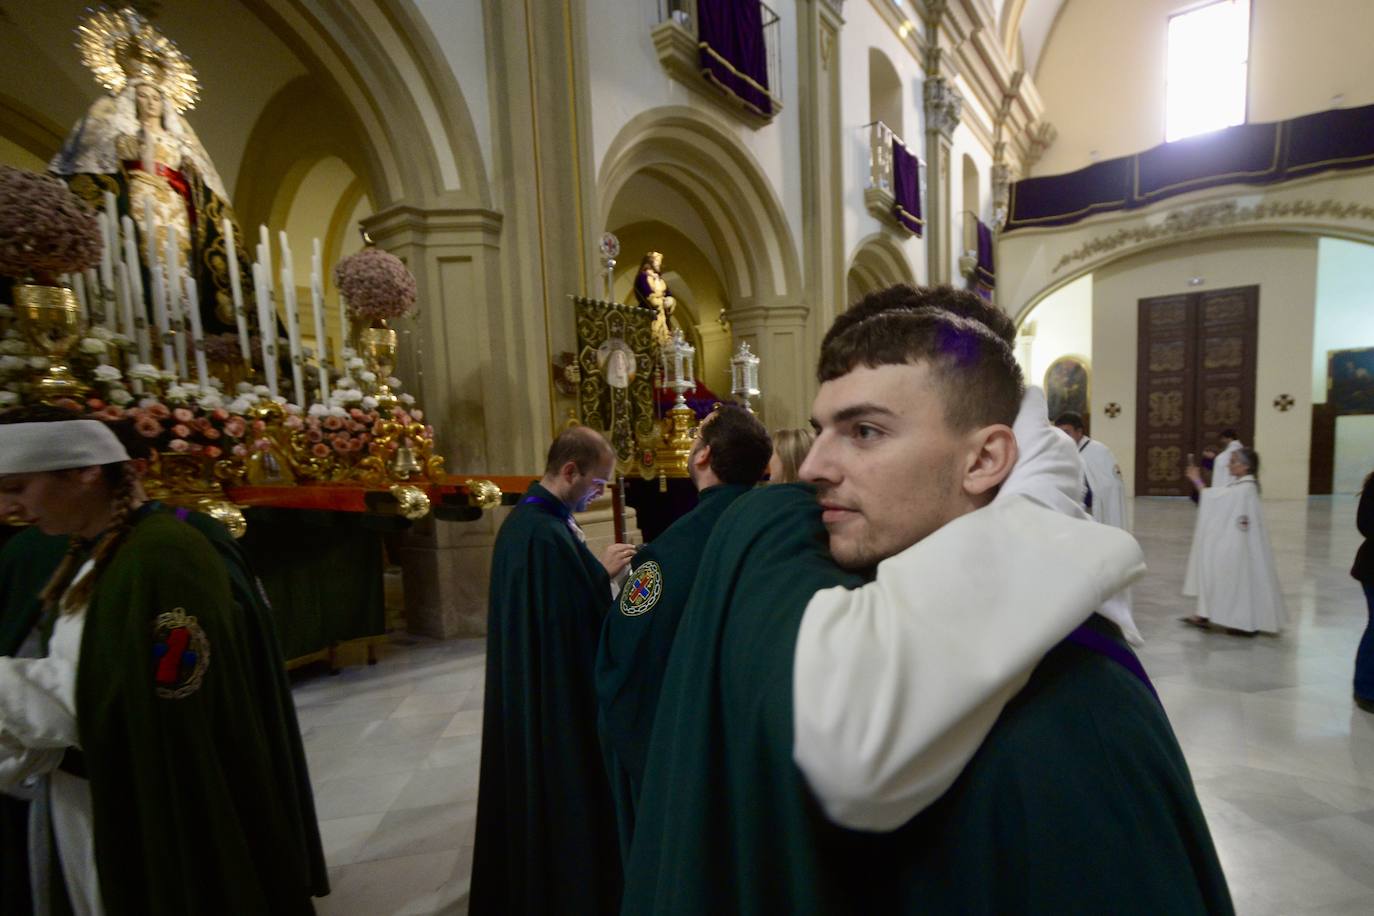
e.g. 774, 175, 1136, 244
333, 247, 417, 324
0, 167, 103, 281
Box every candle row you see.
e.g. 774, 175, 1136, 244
75, 199, 336, 405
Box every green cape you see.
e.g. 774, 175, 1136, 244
624, 484, 1233, 914
470, 483, 622, 914
595, 482, 752, 858
77, 510, 324, 915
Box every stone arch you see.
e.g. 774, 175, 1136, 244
846, 232, 917, 304
597, 106, 802, 309
249, 0, 490, 210
868, 48, 903, 137
1011, 216, 1374, 328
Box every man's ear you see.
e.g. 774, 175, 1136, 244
963, 425, 1018, 497
559, 460, 580, 483
692, 443, 713, 473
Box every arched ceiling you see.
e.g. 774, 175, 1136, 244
1002, 0, 1070, 79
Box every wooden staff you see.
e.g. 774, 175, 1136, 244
612, 474, 627, 544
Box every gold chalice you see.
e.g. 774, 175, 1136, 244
357, 323, 400, 410
14, 284, 88, 400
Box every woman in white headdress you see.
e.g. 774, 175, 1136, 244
1182, 447, 1287, 635
48, 7, 252, 336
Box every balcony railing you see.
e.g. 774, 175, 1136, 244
864, 120, 925, 234
654, 0, 783, 124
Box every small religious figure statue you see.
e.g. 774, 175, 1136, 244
634, 251, 677, 348
48, 6, 253, 335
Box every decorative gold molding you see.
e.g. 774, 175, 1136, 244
1051, 198, 1374, 274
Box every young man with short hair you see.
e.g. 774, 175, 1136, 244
624, 289, 1230, 914
1055, 410, 1129, 529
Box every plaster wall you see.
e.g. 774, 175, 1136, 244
585, 0, 804, 259
1334, 416, 1374, 495
1312, 238, 1374, 403
411, 0, 494, 188
1092, 234, 1318, 500
1032, 0, 1374, 178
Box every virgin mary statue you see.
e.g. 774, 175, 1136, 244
48, 6, 253, 336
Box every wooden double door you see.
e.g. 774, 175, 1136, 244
1135, 286, 1258, 497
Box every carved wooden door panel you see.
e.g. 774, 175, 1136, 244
1136, 294, 1198, 497
1134, 286, 1258, 497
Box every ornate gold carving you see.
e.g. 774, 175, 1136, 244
464, 478, 503, 510
1147, 446, 1182, 482
1149, 341, 1186, 373
1053, 199, 1374, 274
1149, 302, 1187, 328
1148, 391, 1184, 427
1202, 386, 1242, 426
389, 485, 431, 521
1203, 336, 1243, 369
1203, 297, 1245, 323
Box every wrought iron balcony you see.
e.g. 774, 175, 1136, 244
653, 0, 783, 126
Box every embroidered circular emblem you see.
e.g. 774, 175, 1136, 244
152, 608, 211, 700
620, 561, 663, 617
1237, 515, 1250, 531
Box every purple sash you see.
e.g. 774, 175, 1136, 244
1065, 623, 1161, 705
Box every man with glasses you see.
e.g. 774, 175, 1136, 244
596, 403, 771, 859
471, 426, 636, 915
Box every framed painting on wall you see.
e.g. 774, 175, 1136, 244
1045, 355, 1091, 432
1328, 347, 1374, 415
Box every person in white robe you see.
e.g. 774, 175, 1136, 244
1054, 411, 1129, 530
1182, 446, 1286, 635
1206, 430, 1244, 489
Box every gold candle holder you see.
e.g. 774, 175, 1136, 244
14, 284, 88, 400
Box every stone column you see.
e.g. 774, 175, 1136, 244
923, 76, 963, 285
727, 303, 812, 428
796, 0, 847, 400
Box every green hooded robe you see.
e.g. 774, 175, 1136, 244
624, 484, 1232, 915
75, 508, 326, 914
595, 482, 753, 859
470, 482, 622, 914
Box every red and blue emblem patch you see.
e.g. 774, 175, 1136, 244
620, 560, 663, 617
152, 608, 211, 700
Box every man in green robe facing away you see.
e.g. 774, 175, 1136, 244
596, 403, 772, 858
625, 293, 1232, 913
471, 426, 636, 914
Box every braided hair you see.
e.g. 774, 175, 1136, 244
0, 405, 140, 615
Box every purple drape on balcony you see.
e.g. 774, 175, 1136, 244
972, 219, 995, 301
697, 0, 773, 117
892, 139, 923, 236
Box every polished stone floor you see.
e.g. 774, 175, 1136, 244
295, 495, 1374, 915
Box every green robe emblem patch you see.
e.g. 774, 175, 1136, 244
152, 608, 211, 699
620, 561, 663, 617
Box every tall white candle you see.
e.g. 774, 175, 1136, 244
151, 265, 173, 374
97, 204, 115, 329
71, 271, 88, 317
184, 275, 208, 388
253, 262, 279, 397
115, 261, 135, 348
258, 225, 273, 299
142, 196, 155, 265
171, 280, 189, 381
121, 216, 149, 363
311, 239, 329, 401
223, 218, 250, 365
281, 261, 304, 406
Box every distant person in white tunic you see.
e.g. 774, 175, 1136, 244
1204, 429, 1244, 489
1054, 412, 1128, 529
1181, 447, 1286, 635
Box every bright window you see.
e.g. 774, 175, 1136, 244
1165, 0, 1250, 142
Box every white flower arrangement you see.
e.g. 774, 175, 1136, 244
236, 381, 254, 393
80, 337, 107, 355
337, 375, 358, 390
0, 355, 24, 372
359, 370, 377, 384
386, 376, 403, 390
108, 388, 134, 406
342, 347, 357, 359
339, 388, 363, 404
93, 364, 122, 382
128, 363, 162, 381
109, 332, 133, 348
346, 357, 366, 371
165, 385, 191, 401
90, 326, 114, 341
400, 393, 416, 406
284, 403, 302, 415
308, 403, 329, 418
28, 356, 49, 370
227, 397, 253, 413
327, 405, 348, 418
0, 339, 26, 355
253, 385, 271, 396
198, 392, 223, 409
361, 395, 378, 410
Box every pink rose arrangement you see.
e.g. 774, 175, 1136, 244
0, 167, 103, 281
106, 397, 248, 460
333, 247, 417, 324
297, 406, 432, 466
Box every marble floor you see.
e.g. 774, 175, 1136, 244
294, 495, 1374, 915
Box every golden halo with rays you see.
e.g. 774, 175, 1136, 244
75, 6, 199, 113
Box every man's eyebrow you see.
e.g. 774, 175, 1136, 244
818, 403, 897, 426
